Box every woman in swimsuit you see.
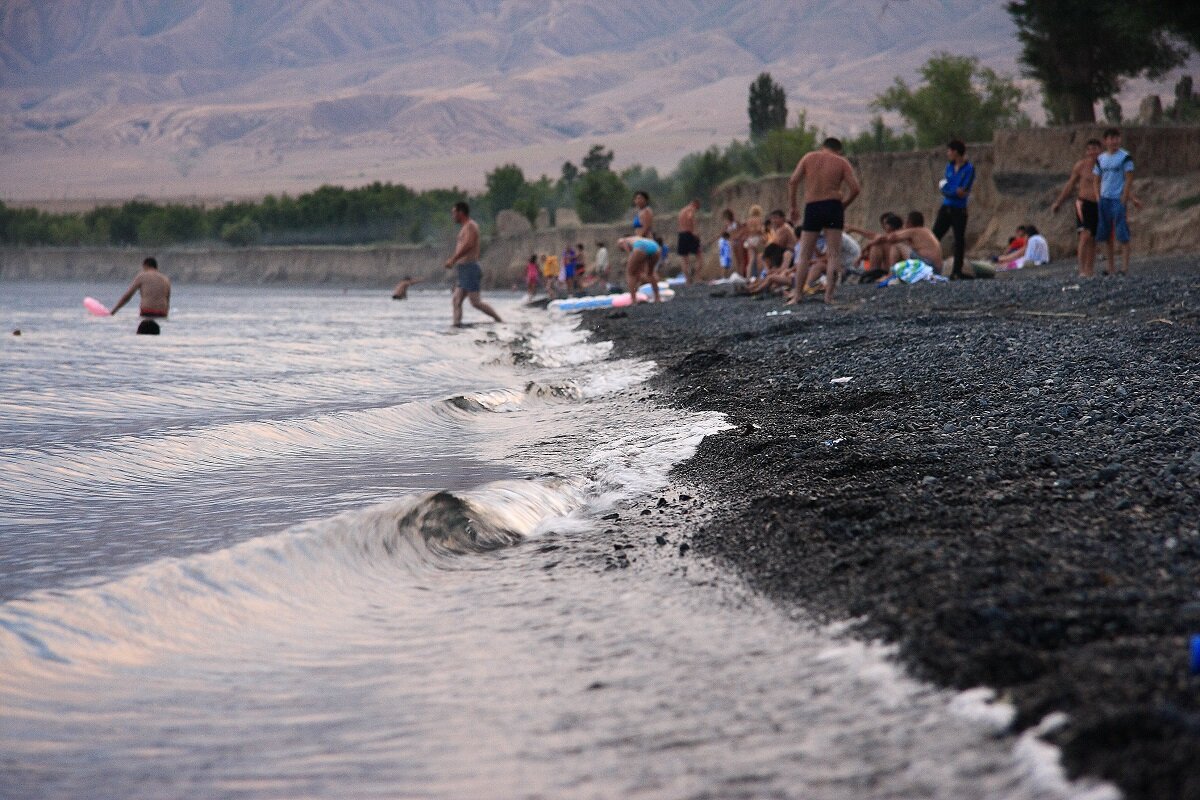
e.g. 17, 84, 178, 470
616, 235, 662, 304
721, 208, 747, 278
632, 191, 654, 239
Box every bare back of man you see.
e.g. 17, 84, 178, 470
112, 259, 171, 317
888, 224, 943, 272
787, 138, 861, 304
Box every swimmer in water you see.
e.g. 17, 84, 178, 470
616, 235, 661, 305
391, 276, 424, 299
111, 257, 171, 318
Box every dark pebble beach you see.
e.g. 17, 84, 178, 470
585, 256, 1200, 800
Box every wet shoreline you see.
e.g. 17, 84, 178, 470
584, 257, 1200, 800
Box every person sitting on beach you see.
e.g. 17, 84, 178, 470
111, 257, 171, 318
795, 232, 863, 297
846, 213, 906, 283
632, 191, 654, 239
994, 225, 1050, 270
994, 226, 1029, 263
763, 209, 797, 272
391, 275, 424, 300
616, 235, 662, 304
879, 211, 944, 283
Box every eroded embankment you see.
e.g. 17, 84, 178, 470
585, 258, 1200, 800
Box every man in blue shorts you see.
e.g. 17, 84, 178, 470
1092, 128, 1135, 276
444, 201, 503, 327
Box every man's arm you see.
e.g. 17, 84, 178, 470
1122, 167, 1134, 205
1051, 167, 1081, 213
787, 156, 807, 218
110, 276, 140, 315
842, 162, 861, 208
955, 163, 974, 198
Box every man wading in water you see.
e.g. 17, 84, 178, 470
786, 137, 860, 305
111, 256, 171, 318
444, 201, 502, 328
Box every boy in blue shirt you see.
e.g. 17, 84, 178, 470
1092, 128, 1135, 276
932, 139, 975, 279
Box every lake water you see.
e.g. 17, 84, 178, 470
0, 281, 1115, 799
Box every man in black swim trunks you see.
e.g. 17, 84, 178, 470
1051, 138, 1102, 278
676, 199, 702, 283
786, 137, 860, 305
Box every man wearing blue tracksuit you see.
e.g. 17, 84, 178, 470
933, 139, 974, 279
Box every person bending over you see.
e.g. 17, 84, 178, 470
846, 212, 905, 283
112, 257, 171, 318
392, 275, 424, 299
616, 236, 662, 304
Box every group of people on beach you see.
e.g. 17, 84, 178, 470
111, 129, 1140, 326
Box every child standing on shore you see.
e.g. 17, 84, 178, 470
525, 255, 539, 300
718, 231, 732, 272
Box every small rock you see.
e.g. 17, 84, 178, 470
921, 476, 938, 486
679, 543, 691, 555
655, 535, 667, 546
602, 513, 619, 521
640, 509, 652, 516
1098, 463, 1123, 482
656, 497, 668, 508
679, 494, 692, 501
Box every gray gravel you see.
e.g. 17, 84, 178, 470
585, 256, 1200, 800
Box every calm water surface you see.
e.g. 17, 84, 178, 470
0, 281, 1114, 799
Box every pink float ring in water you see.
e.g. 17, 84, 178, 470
83, 297, 111, 316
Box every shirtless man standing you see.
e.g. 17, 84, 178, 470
676, 199, 702, 283
444, 201, 502, 327
111, 257, 171, 318
882, 211, 944, 278
786, 137, 860, 304
1051, 138, 1102, 277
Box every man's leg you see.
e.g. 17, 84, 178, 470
931, 206, 952, 269
1080, 231, 1095, 277
786, 231, 820, 304
823, 228, 843, 303
468, 292, 503, 322
952, 209, 968, 276
452, 287, 465, 327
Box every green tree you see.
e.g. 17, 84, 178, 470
748, 72, 787, 141
581, 144, 615, 174
485, 163, 527, 213
221, 216, 262, 246
874, 53, 1025, 147
672, 146, 737, 209
574, 169, 628, 223
845, 115, 917, 155
1007, 1, 1188, 123
754, 110, 820, 174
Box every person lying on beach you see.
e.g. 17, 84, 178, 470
879, 211, 944, 280
616, 235, 662, 304
111, 257, 171, 318
846, 213, 906, 283
391, 276, 424, 299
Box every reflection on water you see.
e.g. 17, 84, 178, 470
0, 282, 1113, 799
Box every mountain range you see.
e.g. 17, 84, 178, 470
0, 0, 1184, 204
